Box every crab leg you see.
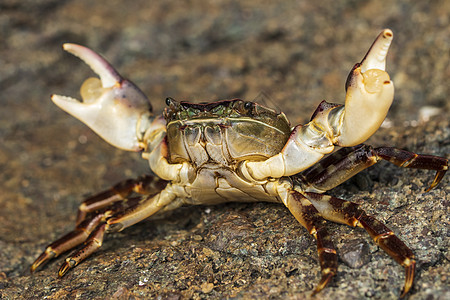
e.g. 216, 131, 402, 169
30, 196, 144, 273
56, 184, 182, 276
296, 145, 377, 193
280, 188, 338, 294
240, 30, 396, 180
30, 175, 168, 274
374, 147, 448, 191
31, 211, 109, 273
58, 224, 107, 277
297, 144, 448, 193
76, 175, 168, 225
304, 192, 416, 297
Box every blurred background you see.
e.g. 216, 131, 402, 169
1, 0, 448, 298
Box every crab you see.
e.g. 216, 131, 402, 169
30, 29, 447, 297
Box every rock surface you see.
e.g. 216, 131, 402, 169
1, 0, 449, 299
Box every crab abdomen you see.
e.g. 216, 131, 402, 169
185, 164, 280, 205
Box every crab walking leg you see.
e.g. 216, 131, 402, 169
58, 223, 107, 277
279, 188, 338, 293
305, 192, 415, 297
56, 184, 182, 276
297, 145, 378, 193
374, 147, 448, 191
76, 175, 168, 225
31, 175, 169, 273
30, 196, 144, 273
297, 145, 448, 193
31, 212, 108, 273
240, 30, 395, 180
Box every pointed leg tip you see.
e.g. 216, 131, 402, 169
30, 250, 55, 273
58, 261, 71, 277
30, 264, 37, 274
400, 259, 416, 298
311, 272, 335, 296
399, 289, 408, 298
429, 169, 447, 192
30, 259, 41, 273
311, 286, 321, 297
400, 285, 411, 298
30, 260, 43, 273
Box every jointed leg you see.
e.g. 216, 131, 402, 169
55, 184, 181, 276
31, 175, 169, 274
284, 190, 338, 294
375, 147, 447, 191
305, 192, 415, 297
297, 144, 447, 193
297, 145, 377, 192
293, 145, 446, 296
76, 175, 167, 225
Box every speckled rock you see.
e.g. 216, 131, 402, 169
1, 0, 449, 299
340, 239, 371, 269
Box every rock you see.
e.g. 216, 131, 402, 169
340, 239, 370, 269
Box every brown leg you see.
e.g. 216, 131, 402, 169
374, 147, 447, 191
305, 192, 415, 297
284, 190, 338, 294
297, 144, 447, 193
76, 175, 167, 225
31, 175, 168, 274
31, 196, 142, 273
55, 183, 181, 276
58, 224, 107, 277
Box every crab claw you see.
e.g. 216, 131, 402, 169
337, 29, 394, 146
51, 44, 152, 151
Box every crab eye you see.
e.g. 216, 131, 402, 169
244, 101, 254, 110
165, 97, 172, 106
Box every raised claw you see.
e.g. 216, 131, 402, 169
337, 29, 394, 146
52, 44, 153, 151
239, 30, 397, 181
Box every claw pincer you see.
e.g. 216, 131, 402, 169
51, 43, 153, 151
